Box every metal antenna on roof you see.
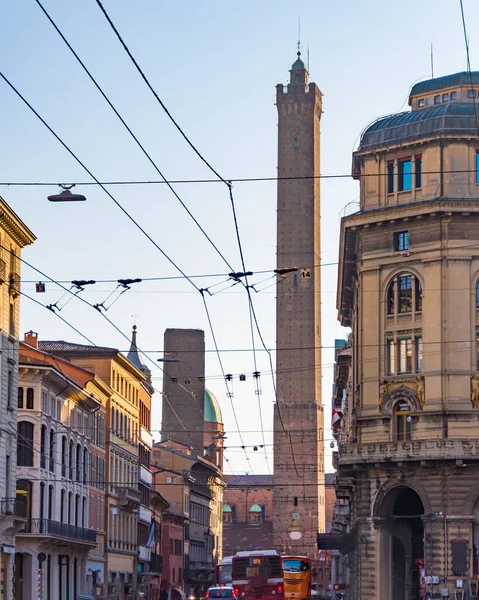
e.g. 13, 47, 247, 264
430, 43, 434, 79
297, 15, 301, 55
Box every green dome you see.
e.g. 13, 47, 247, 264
204, 389, 222, 423
291, 55, 305, 71
249, 503, 262, 513
223, 503, 232, 513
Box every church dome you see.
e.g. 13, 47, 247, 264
204, 389, 222, 423
249, 503, 262, 513
291, 55, 305, 71
223, 503, 232, 513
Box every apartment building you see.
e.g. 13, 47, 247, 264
15, 337, 99, 599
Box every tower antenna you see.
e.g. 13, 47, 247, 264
297, 15, 301, 55
430, 43, 434, 79
307, 44, 310, 72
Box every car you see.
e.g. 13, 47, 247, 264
206, 587, 238, 599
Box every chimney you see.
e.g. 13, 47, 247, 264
24, 331, 38, 348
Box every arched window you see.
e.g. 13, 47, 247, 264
476, 280, 479, 309
16, 480, 32, 518
48, 484, 54, 520
40, 425, 47, 469
69, 440, 74, 480
60, 489, 66, 522
248, 503, 263, 524
82, 496, 87, 528
68, 491, 72, 524
395, 400, 412, 441
61, 435, 67, 477
76, 444, 81, 482
387, 273, 422, 315
49, 429, 55, 473
223, 503, 233, 524
26, 388, 34, 410
293, 137, 299, 149
17, 387, 23, 409
17, 422, 34, 466
83, 447, 88, 485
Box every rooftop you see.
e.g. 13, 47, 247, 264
358, 101, 479, 152
410, 71, 479, 98
38, 340, 117, 355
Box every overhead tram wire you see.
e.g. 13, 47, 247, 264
459, 0, 479, 138
94, 0, 228, 187
33, 0, 235, 274
5, 168, 479, 187
6, 243, 253, 464
92, 0, 275, 472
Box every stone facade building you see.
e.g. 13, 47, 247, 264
334, 71, 479, 599
274, 52, 325, 557
0, 197, 35, 597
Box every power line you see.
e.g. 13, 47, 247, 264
33, 0, 234, 274
94, 0, 228, 186
459, 0, 479, 138
4, 168, 479, 187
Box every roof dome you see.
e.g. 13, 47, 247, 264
291, 53, 305, 71
358, 102, 479, 152
249, 503, 262, 513
204, 389, 222, 423
223, 503, 232, 513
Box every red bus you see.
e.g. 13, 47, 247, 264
217, 556, 233, 586
232, 550, 283, 600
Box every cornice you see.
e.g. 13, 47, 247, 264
0, 197, 36, 247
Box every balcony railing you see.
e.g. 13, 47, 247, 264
0, 498, 20, 516
19, 518, 96, 543
115, 486, 140, 510
338, 438, 479, 466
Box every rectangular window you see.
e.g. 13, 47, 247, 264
415, 154, 422, 188
388, 339, 396, 375
7, 369, 12, 409
469, 89, 476, 98
418, 98, 425, 107
451, 91, 457, 100
398, 159, 412, 191
434, 95, 441, 104
398, 275, 413, 312
476, 151, 479, 184
442, 93, 450, 102
387, 162, 395, 194
416, 337, 423, 372
394, 231, 409, 252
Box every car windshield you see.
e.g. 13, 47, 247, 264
209, 590, 234, 598
283, 559, 309, 573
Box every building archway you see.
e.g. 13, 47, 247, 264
376, 485, 425, 600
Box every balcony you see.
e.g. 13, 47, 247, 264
0, 498, 24, 520
140, 426, 153, 449
19, 518, 96, 545
115, 486, 140, 511
138, 545, 151, 562
138, 505, 152, 524
140, 465, 152, 486
338, 438, 479, 466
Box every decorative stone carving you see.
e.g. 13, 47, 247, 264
379, 377, 424, 412
471, 374, 479, 409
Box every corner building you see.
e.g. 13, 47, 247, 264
273, 53, 325, 555
335, 72, 479, 598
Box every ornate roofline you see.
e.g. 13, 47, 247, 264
0, 196, 36, 247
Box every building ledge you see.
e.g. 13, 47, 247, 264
338, 438, 479, 466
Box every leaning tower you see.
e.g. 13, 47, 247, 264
273, 52, 325, 555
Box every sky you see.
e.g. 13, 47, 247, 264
1, 0, 479, 475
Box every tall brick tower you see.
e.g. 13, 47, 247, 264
273, 52, 324, 555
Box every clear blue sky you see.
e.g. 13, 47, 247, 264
1, 0, 478, 474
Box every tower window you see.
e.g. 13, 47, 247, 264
293, 137, 299, 149
387, 337, 422, 375
394, 231, 409, 252
398, 159, 412, 191
451, 91, 457, 100
434, 95, 441, 104
469, 90, 476, 98
387, 162, 395, 194
387, 273, 422, 315
418, 98, 425, 107
476, 151, 479, 184
442, 93, 450, 102
415, 155, 423, 188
